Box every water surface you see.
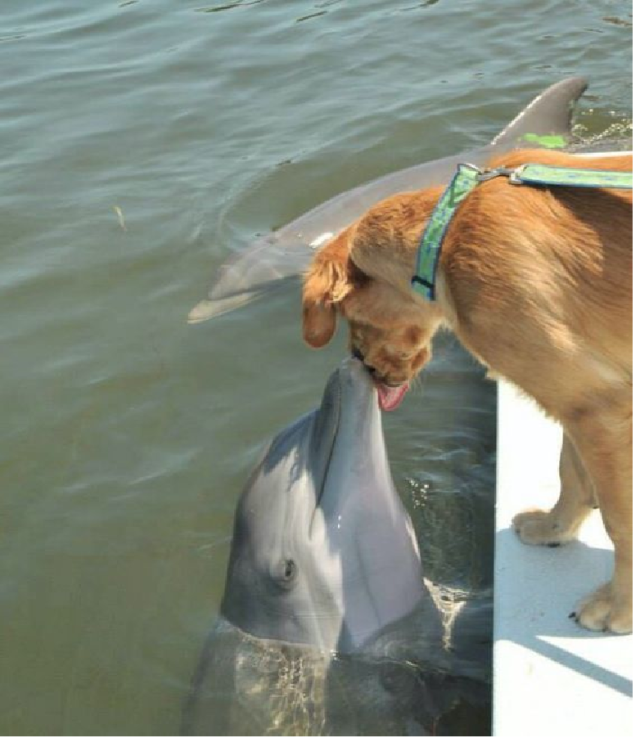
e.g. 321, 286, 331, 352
0, 0, 631, 734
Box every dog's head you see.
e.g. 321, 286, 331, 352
301, 223, 444, 410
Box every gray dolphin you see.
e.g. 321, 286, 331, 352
187, 76, 588, 323
220, 357, 429, 652
184, 357, 490, 735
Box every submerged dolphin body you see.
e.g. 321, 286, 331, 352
184, 358, 491, 735
188, 77, 588, 323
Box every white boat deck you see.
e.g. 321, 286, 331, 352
493, 381, 633, 737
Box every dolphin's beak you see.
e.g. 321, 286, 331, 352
311, 359, 377, 509
187, 293, 259, 322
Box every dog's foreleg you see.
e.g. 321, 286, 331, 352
563, 398, 632, 634
513, 433, 596, 546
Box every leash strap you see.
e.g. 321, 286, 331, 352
511, 164, 633, 190
412, 162, 633, 302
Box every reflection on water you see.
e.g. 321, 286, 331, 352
185, 596, 491, 737
0, 0, 630, 734
184, 619, 331, 736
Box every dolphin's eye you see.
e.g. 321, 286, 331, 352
273, 558, 297, 589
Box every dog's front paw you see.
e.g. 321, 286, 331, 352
574, 583, 632, 634
512, 508, 577, 547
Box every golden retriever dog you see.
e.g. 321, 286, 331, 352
301, 149, 632, 634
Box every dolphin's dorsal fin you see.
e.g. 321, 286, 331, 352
492, 77, 588, 148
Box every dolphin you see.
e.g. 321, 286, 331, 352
220, 357, 429, 652
187, 76, 588, 323
184, 357, 491, 735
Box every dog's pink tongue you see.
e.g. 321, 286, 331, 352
376, 382, 410, 412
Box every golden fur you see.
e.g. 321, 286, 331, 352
302, 149, 632, 633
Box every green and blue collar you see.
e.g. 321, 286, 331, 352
411, 162, 633, 302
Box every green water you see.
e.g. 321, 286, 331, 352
0, 0, 631, 734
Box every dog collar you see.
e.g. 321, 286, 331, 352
411, 163, 481, 301
411, 162, 633, 302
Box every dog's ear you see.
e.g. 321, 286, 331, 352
302, 228, 360, 348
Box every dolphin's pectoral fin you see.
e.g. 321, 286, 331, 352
491, 76, 588, 148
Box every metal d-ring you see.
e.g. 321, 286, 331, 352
475, 166, 518, 182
